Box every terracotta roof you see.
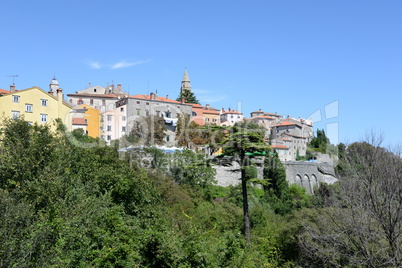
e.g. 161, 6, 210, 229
221, 111, 243, 115
275, 121, 299, 127
72, 118, 87, 125
271, 145, 289, 149
203, 109, 219, 115
281, 138, 292, 141
130, 94, 191, 105
67, 93, 118, 98
253, 115, 275, 120
0, 88, 10, 94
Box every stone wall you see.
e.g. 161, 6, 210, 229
213, 159, 338, 194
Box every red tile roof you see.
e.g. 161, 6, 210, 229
281, 138, 292, 141
221, 111, 243, 115
67, 93, 118, 98
253, 115, 275, 120
275, 121, 299, 127
130, 94, 189, 104
271, 145, 289, 149
0, 88, 10, 94
203, 109, 220, 115
72, 118, 87, 125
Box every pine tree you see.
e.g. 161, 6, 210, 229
176, 89, 200, 104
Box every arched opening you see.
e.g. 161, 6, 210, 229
296, 174, 302, 187
311, 174, 318, 193
304, 174, 312, 194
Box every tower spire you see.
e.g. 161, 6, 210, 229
180, 69, 191, 94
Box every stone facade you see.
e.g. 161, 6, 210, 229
116, 93, 192, 145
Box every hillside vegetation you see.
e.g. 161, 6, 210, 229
0, 119, 400, 267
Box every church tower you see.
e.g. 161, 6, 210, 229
180, 69, 191, 94
49, 76, 59, 97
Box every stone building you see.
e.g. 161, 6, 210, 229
220, 108, 244, 126
115, 93, 192, 145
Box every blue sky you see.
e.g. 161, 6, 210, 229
1, 0, 401, 146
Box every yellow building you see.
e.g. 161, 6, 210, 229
78, 104, 102, 138
0, 86, 73, 130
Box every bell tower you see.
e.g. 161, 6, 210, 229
180, 69, 191, 94
49, 76, 59, 97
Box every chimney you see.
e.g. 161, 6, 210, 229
150, 92, 154, 100
166, 94, 169, 99
57, 88, 63, 119
181, 97, 185, 104
228, 107, 231, 111
88, 82, 92, 88
154, 93, 158, 100
10, 85, 15, 93
206, 104, 210, 108
259, 108, 262, 111
117, 84, 122, 91
222, 108, 225, 112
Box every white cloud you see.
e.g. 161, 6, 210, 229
85, 59, 151, 69
111, 59, 151, 69
87, 61, 102, 69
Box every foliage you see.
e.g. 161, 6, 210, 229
298, 137, 402, 267
128, 115, 167, 146
176, 88, 200, 104
175, 114, 227, 150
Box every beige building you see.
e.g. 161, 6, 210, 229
0, 84, 72, 130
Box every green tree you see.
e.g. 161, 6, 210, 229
176, 89, 200, 104
128, 115, 167, 146
222, 122, 270, 244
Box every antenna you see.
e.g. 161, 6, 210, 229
8, 75, 18, 85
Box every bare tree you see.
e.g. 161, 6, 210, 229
298, 134, 402, 267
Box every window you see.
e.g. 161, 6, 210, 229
107, 135, 111, 141
137, 101, 140, 104
122, 116, 126, 121
136, 109, 140, 116
146, 102, 149, 105
11, 110, 20, 119
192, 111, 197, 116
212, 118, 217, 122
77, 99, 83, 105
90, 99, 94, 105
94, 88, 97, 93
102, 100, 106, 106
41, 99, 48, 106
120, 107, 124, 112
107, 115, 112, 121
166, 135, 170, 142
12, 95, 20, 103
230, 115, 233, 118
122, 126, 126, 132
41, 114, 48, 123
107, 125, 112, 131
156, 111, 160, 117
146, 110, 150, 116
238, 116, 240, 119
205, 118, 210, 122
25, 104, 33, 112
165, 111, 171, 118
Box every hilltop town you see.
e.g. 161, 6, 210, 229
0, 70, 314, 162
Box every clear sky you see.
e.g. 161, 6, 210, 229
1, 0, 401, 146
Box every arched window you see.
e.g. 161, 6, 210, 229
192, 111, 197, 116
